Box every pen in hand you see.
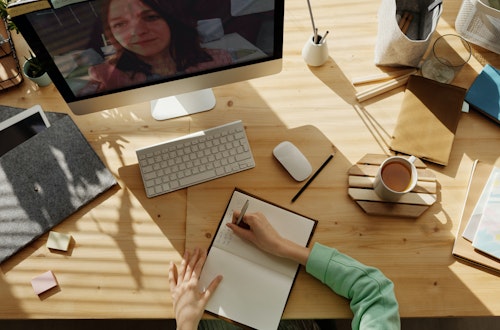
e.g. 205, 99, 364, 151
236, 199, 250, 229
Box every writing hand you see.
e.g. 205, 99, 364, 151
227, 211, 311, 265
227, 211, 285, 254
168, 248, 222, 330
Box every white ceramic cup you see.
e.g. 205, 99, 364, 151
373, 155, 417, 202
301, 34, 329, 67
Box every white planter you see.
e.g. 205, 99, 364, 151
23, 60, 52, 87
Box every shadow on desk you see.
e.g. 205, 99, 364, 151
118, 164, 187, 254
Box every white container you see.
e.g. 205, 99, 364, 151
302, 35, 329, 67
455, 0, 500, 54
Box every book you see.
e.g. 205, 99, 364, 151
465, 64, 500, 125
472, 171, 500, 259
452, 160, 500, 273
7, 0, 51, 17
199, 188, 317, 330
390, 75, 466, 166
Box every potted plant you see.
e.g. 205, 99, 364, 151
2, 1, 50, 86
0, 0, 17, 32
23, 51, 51, 86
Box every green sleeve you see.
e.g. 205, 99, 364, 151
305, 243, 400, 330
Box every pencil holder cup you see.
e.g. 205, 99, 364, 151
302, 35, 329, 67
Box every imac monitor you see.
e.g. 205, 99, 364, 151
13, 0, 284, 120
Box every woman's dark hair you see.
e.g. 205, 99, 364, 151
102, 0, 212, 75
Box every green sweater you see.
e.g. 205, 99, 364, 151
306, 243, 400, 330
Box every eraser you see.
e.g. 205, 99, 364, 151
31, 270, 58, 295
47, 231, 71, 251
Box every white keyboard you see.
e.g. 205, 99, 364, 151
136, 120, 255, 198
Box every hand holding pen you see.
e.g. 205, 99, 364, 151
228, 211, 311, 264
228, 210, 286, 256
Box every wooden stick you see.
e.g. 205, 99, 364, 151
398, 11, 410, 29
348, 188, 437, 206
348, 175, 437, 194
355, 70, 416, 102
351, 68, 417, 85
401, 13, 413, 35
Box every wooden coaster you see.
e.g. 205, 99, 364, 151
348, 154, 437, 218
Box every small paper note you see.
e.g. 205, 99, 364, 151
47, 231, 71, 251
31, 270, 58, 295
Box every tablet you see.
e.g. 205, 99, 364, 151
0, 104, 51, 156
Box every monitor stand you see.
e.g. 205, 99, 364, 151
150, 88, 216, 121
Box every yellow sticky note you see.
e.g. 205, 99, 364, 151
47, 231, 71, 251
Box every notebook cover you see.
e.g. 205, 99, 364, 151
465, 64, 500, 125
390, 75, 466, 165
0, 106, 117, 264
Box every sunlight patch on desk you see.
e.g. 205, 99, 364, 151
447, 260, 498, 314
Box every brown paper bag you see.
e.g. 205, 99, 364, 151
390, 75, 466, 165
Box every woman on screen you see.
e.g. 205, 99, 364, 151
80, 0, 232, 94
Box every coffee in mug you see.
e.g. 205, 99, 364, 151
373, 156, 417, 201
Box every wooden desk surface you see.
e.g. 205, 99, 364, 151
1, 0, 499, 320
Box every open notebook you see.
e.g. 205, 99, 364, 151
199, 188, 317, 330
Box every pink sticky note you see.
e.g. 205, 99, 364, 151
31, 270, 58, 295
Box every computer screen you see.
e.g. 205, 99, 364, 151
13, 0, 284, 120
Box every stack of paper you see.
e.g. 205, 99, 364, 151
452, 161, 500, 272
466, 169, 500, 260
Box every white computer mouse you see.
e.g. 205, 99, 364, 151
273, 141, 312, 181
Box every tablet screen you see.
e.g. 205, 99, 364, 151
0, 109, 49, 156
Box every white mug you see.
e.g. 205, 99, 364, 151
373, 156, 417, 202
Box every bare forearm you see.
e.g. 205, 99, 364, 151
276, 237, 311, 265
